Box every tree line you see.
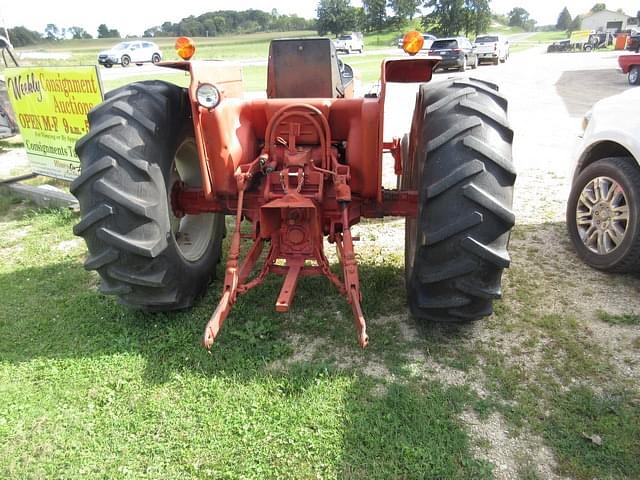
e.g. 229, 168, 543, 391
142, 9, 315, 38
4, 24, 120, 47
3, 9, 314, 47
316, 0, 518, 38
8, 2, 624, 49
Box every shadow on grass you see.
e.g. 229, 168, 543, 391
0, 257, 408, 374
0, 256, 493, 478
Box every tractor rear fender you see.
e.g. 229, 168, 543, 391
160, 60, 245, 198
381, 58, 440, 84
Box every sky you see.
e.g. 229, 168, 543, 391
1, 1, 639, 37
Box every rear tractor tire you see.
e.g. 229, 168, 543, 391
402, 78, 516, 322
71, 80, 225, 310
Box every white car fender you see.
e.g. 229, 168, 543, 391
571, 88, 640, 180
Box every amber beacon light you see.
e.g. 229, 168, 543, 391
402, 31, 424, 56
175, 36, 196, 60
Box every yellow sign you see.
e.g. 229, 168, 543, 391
4, 66, 103, 180
570, 30, 591, 44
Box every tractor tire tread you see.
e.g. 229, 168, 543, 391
73, 80, 224, 310
462, 136, 517, 179
406, 78, 515, 323
453, 79, 508, 109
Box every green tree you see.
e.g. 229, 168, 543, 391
316, 0, 358, 35
463, 0, 491, 37
422, 0, 466, 37
556, 7, 572, 30
44, 23, 60, 41
568, 14, 582, 32
68, 26, 92, 39
423, 0, 489, 37
97, 24, 120, 38
591, 3, 606, 13
388, 0, 421, 26
362, 0, 387, 31
507, 7, 530, 28
7, 26, 41, 47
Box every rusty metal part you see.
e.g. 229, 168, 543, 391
168, 52, 440, 351
202, 103, 375, 350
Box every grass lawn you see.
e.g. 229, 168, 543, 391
0, 193, 639, 479
0, 201, 494, 479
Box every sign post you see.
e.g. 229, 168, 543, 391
4, 66, 103, 181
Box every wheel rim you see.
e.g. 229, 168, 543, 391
122, 56, 129, 66
576, 176, 630, 255
169, 138, 216, 262
630, 68, 639, 83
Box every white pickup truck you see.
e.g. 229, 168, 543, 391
473, 34, 509, 65
334, 32, 364, 54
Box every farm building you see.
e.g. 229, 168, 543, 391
581, 9, 638, 32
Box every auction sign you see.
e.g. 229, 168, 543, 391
569, 30, 591, 45
4, 66, 103, 180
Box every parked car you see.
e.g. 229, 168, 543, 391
420, 34, 437, 50
547, 39, 571, 53
566, 87, 640, 272
619, 53, 640, 85
97, 41, 162, 68
429, 37, 478, 71
473, 34, 509, 64
334, 32, 363, 54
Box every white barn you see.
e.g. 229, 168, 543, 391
581, 9, 638, 32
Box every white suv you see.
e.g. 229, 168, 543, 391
566, 87, 640, 271
334, 33, 364, 54
97, 41, 162, 68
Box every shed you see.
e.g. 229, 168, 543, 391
581, 9, 637, 33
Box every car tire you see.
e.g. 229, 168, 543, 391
71, 80, 226, 310
403, 78, 516, 323
152, 53, 161, 64
104, 64, 113, 68
567, 157, 640, 272
629, 66, 640, 85
121, 55, 130, 67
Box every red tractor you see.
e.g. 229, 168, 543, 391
72, 33, 515, 350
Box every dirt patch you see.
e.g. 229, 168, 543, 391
461, 410, 567, 480
56, 238, 83, 254
0, 225, 31, 243
269, 332, 393, 379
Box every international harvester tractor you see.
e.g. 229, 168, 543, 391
72, 33, 515, 350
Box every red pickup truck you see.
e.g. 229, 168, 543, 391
619, 54, 640, 85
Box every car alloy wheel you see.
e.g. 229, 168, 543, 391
575, 176, 629, 255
